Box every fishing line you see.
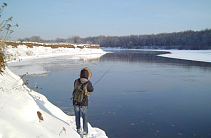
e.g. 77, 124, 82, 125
93, 63, 115, 86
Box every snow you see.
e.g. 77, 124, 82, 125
0, 45, 107, 138
157, 50, 211, 63
1, 45, 211, 138
6, 45, 106, 62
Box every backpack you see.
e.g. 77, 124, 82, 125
72, 79, 89, 104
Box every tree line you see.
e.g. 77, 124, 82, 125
20, 28, 211, 50
83, 29, 211, 50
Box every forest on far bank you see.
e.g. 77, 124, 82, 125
84, 29, 211, 50
20, 28, 211, 50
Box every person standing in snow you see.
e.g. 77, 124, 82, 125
73, 68, 94, 137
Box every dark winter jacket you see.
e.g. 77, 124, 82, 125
73, 69, 93, 106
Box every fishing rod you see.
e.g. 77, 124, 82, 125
93, 63, 115, 86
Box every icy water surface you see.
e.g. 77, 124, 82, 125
10, 50, 211, 138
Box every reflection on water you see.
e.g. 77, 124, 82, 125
17, 50, 211, 138
101, 50, 211, 70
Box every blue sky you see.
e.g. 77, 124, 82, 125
2, 0, 211, 40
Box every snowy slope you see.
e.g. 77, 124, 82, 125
0, 67, 107, 138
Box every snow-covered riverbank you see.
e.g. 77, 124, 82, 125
0, 45, 107, 138
6, 45, 106, 62
157, 50, 211, 63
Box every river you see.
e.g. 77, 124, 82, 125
9, 49, 211, 138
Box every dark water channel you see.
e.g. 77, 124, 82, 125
16, 50, 211, 138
